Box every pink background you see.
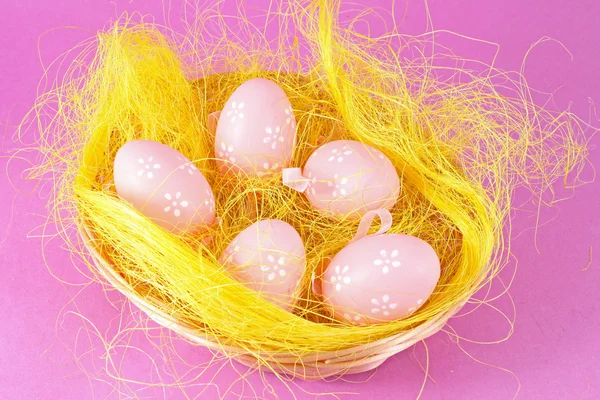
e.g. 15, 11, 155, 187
1, 0, 599, 399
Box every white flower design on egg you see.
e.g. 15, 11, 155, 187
225, 240, 240, 256
137, 156, 161, 179
263, 125, 285, 150
226, 101, 244, 123
327, 145, 352, 163
374, 249, 401, 274
306, 171, 318, 195
257, 162, 281, 176
343, 312, 365, 325
284, 106, 293, 124
203, 188, 215, 212
224, 240, 240, 258
371, 295, 398, 317
176, 156, 198, 175
218, 142, 236, 163
407, 298, 424, 314
329, 265, 351, 292
163, 191, 189, 217
327, 173, 349, 198
260, 254, 288, 281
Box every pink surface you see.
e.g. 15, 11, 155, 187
220, 219, 306, 312
114, 140, 216, 233
215, 78, 297, 176
1, 1, 599, 399
292, 140, 400, 218
323, 231, 440, 325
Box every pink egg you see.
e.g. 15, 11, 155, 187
321, 212, 440, 325
114, 140, 216, 233
219, 220, 305, 311
213, 78, 297, 176
283, 140, 400, 219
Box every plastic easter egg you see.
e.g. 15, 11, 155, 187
321, 210, 440, 325
213, 78, 297, 176
220, 220, 305, 311
114, 140, 216, 233
283, 140, 400, 219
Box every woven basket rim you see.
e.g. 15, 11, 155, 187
79, 217, 465, 379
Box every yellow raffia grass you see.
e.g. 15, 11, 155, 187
24, 0, 588, 374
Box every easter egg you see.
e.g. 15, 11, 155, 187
283, 140, 400, 219
220, 220, 305, 311
321, 225, 440, 325
213, 78, 297, 176
114, 140, 216, 233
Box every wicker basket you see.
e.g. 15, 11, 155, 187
79, 220, 464, 380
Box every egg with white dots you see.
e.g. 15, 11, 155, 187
283, 140, 400, 219
114, 140, 216, 233
219, 219, 306, 311
321, 233, 440, 325
214, 78, 297, 176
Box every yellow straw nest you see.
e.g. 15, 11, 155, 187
25, 0, 588, 379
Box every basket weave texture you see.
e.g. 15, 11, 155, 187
80, 221, 462, 379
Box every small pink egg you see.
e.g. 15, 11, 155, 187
220, 220, 305, 311
114, 140, 215, 233
283, 140, 400, 219
322, 232, 440, 325
214, 78, 297, 176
